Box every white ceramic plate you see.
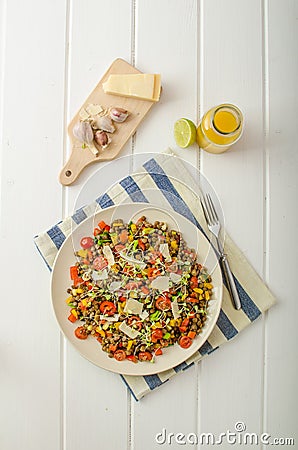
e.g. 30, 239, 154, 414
51, 203, 222, 376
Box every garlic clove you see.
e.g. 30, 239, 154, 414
94, 130, 111, 149
73, 121, 94, 144
109, 107, 129, 123
92, 115, 115, 133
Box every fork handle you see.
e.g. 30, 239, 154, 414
220, 255, 242, 310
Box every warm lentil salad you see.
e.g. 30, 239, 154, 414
66, 216, 213, 363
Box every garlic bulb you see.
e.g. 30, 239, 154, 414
73, 121, 94, 144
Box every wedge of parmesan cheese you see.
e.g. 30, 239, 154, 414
119, 321, 140, 339
124, 298, 143, 315
103, 73, 161, 102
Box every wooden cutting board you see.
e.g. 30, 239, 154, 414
59, 58, 160, 185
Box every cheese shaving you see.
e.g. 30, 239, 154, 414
171, 300, 181, 319
109, 281, 122, 292
170, 272, 182, 284
159, 243, 172, 262
100, 314, 119, 322
85, 103, 103, 116
79, 108, 90, 121
139, 310, 149, 320
119, 322, 140, 339
119, 251, 146, 269
92, 269, 108, 280
150, 276, 170, 292
124, 298, 143, 315
103, 245, 115, 267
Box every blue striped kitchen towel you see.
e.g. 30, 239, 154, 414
34, 152, 276, 400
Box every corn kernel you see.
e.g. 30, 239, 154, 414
111, 234, 118, 245
194, 288, 203, 294
87, 325, 93, 331
204, 283, 213, 289
114, 322, 121, 329
76, 288, 83, 294
77, 249, 88, 258
128, 235, 134, 242
127, 340, 135, 351
96, 328, 106, 337
71, 309, 78, 318
171, 240, 178, 250
152, 322, 162, 329
65, 296, 73, 304
131, 224, 137, 233
169, 319, 176, 327
205, 291, 210, 300
81, 299, 87, 307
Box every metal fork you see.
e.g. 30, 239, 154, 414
200, 193, 242, 310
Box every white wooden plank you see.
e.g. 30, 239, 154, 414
133, 0, 199, 168
132, 2, 199, 449
265, 0, 298, 444
63, 2, 132, 450
199, 1, 264, 446
0, 1, 67, 450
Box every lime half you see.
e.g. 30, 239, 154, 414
174, 118, 197, 148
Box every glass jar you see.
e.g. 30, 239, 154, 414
197, 104, 243, 154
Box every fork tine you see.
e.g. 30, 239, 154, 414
206, 193, 219, 223
200, 196, 211, 225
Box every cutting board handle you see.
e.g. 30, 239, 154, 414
59, 145, 95, 185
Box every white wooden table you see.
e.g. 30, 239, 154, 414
1, 1, 297, 449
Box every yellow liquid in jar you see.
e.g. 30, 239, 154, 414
197, 104, 243, 154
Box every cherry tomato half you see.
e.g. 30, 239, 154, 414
127, 316, 142, 331
74, 326, 88, 340
151, 329, 163, 343
93, 227, 100, 236
99, 301, 116, 316
93, 256, 108, 271
186, 296, 198, 304
155, 296, 172, 311
138, 351, 153, 361
155, 348, 163, 356
179, 336, 193, 349
80, 236, 94, 249
190, 276, 198, 289
114, 349, 127, 361
126, 355, 137, 363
